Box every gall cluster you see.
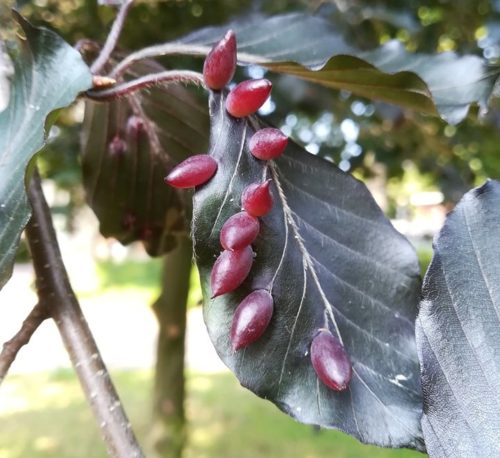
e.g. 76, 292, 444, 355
164, 30, 352, 392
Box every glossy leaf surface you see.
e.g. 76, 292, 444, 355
81, 60, 209, 255
0, 14, 91, 290
192, 92, 424, 449
417, 181, 500, 458
181, 13, 500, 124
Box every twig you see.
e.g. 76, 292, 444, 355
0, 302, 49, 385
74, 38, 101, 54
110, 43, 266, 78
91, 0, 135, 75
25, 169, 144, 458
86, 70, 204, 100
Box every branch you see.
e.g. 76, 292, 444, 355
74, 38, 101, 54
25, 170, 144, 458
151, 236, 192, 457
110, 43, 266, 78
0, 302, 49, 385
86, 70, 204, 101
91, 0, 135, 75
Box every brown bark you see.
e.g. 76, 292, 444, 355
26, 169, 144, 458
0, 302, 48, 385
152, 235, 192, 458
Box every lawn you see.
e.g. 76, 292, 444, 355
93, 259, 202, 309
0, 248, 431, 458
0, 370, 423, 458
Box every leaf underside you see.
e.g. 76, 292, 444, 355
192, 92, 425, 450
416, 180, 500, 458
181, 12, 500, 124
81, 61, 209, 255
0, 13, 91, 290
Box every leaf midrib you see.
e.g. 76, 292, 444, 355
271, 161, 420, 439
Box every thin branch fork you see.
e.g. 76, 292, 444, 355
25, 170, 144, 458
0, 302, 49, 385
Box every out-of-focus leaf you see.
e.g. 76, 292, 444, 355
416, 180, 500, 458
0, 41, 14, 112
192, 92, 424, 449
180, 13, 500, 124
0, 13, 91, 290
97, 0, 123, 5
359, 6, 420, 32
81, 61, 209, 255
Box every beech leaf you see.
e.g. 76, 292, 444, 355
191, 92, 425, 450
0, 13, 91, 290
181, 12, 500, 124
416, 180, 500, 458
81, 61, 209, 255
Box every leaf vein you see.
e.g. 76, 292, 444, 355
418, 318, 483, 447
437, 247, 500, 408
291, 208, 414, 283
208, 100, 245, 238
278, 166, 388, 229
277, 262, 307, 393
309, 251, 415, 330
461, 205, 500, 323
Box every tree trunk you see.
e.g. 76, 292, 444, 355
152, 236, 192, 458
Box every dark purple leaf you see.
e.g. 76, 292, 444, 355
416, 181, 500, 458
81, 61, 209, 255
180, 13, 500, 124
192, 92, 424, 449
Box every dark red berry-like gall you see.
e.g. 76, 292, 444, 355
241, 180, 273, 217
164, 155, 217, 189
220, 212, 260, 251
203, 30, 237, 90
225, 79, 272, 118
310, 329, 352, 391
126, 115, 145, 141
211, 246, 253, 298
231, 289, 273, 350
249, 128, 288, 160
108, 135, 127, 157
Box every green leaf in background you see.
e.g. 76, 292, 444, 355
81, 60, 209, 256
180, 12, 500, 124
416, 180, 500, 458
0, 13, 91, 290
192, 92, 424, 450
0, 41, 14, 112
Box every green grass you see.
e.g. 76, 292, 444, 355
417, 245, 433, 276
0, 370, 423, 458
95, 259, 163, 293
92, 259, 202, 308
0, 243, 431, 457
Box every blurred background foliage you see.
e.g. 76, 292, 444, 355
2, 1, 500, 456
5, 0, 500, 219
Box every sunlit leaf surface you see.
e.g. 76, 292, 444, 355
192, 92, 424, 450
